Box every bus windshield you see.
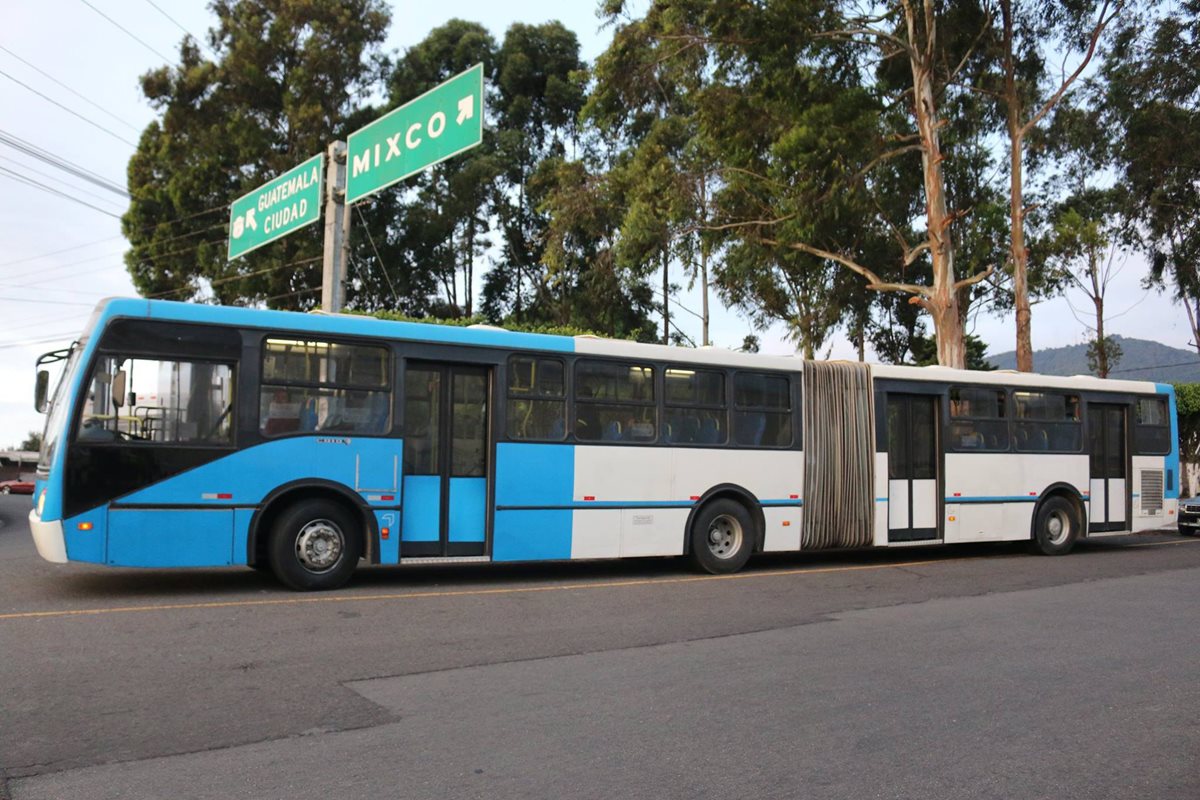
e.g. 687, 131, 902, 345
37, 344, 82, 473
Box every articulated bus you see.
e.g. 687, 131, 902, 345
29, 298, 1180, 590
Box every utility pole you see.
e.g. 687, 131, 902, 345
321, 140, 349, 313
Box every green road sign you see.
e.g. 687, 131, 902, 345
345, 63, 483, 204
228, 153, 324, 260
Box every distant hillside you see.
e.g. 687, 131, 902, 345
987, 336, 1200, 383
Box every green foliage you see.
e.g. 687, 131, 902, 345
1102, 6, 1200, 344
1175, 384, 1200, 481
1086, 335, 1123, 378
363, 310, 616, 339
123, 0, 393, 309
17, 431, 42, 452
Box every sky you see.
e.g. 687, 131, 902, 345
0, 0, 1194, 451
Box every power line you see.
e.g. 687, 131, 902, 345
7, 231, 225, 283
0, 129, 127, 197
0, 332, 84, 351
0, 295, 98, 307
0, 45, 141, 133
0, 235, 123, 268
3, 312, 94, 335
0, 154, 128, 209
142, 0, 215, 57
78, 0, 176, 66
1110, 359, 1200, 375
0, 166, 123, 219
0, 67, 138, 148
355, 205, 401, 306
146, 255, 323, 299
2, 218, 227, 276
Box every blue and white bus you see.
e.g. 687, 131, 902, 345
29, 298, 1181, 590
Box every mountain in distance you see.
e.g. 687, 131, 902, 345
987, 335, 1200, 383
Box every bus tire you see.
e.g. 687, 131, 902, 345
688, 498, 755, 574
1031, 495, 1079, 556
268, 498, 361, 591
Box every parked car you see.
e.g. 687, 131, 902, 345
1180, 496, 1200, 536
0, 479, 34, 495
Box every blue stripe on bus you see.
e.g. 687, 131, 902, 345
1157, 383, 1181, 499
946, 495, 1041, 504
496, 499, 804, 511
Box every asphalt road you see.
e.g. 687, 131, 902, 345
1, 492, 1198, 799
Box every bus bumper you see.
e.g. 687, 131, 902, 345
29, 510, 67, 563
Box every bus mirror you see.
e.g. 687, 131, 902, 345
112, 370, 127, 409
34, 370, 49, 413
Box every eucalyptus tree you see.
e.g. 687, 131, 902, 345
387, 19, 500, 317
1102, 3, 1200, 355
588, 0, 724, 346
481, 22, 587, 324
981, 0, 1124, 372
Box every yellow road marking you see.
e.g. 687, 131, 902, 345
1, 538, 1195, 623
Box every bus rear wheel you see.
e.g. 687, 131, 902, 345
688, 498, 755, 574
268, 498, 361, 591
1031, 495, 1079, 556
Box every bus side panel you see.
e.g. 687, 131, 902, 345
63, 508, 107, 564
114, 438, 402, 506
493, 443, 573, 561
873, 452, 889, 547
107, 509, 233, 567
670, 448, 803, 552
943, 453, 1088, 543
1131, 455, 1168, 533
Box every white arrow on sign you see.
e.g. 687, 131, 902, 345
457, 95, 474, 125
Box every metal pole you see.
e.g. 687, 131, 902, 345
321, 140, 349, 313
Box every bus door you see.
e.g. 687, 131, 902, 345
1087, 403, 1128, 532
400, 362, 490, 557
887, 394, 940, 542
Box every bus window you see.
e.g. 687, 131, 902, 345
77, 356, 234, 444
260, 338, 390, 436
1014, 391, 1081, 452
574, 360, 656, 443
664, 368, 726, 445
1134, 396, 1170, 455
733, 372, 792, 447
948, 386, 1008, 451
507, 356, 566, 441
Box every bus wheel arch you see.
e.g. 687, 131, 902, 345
248, 480, 376, 573
1030, 486, 1084, 556
684, 485, 763, 573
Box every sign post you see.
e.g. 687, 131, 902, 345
321, 141, 350, 313
227, 153, 323, 260
345, 63, 484, 204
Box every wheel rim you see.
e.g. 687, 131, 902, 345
295, 519, 345, 573
706, 514, 744, 559
1046, 509, 1070, 546
1, 487, 9, 494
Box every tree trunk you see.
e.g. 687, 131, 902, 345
1095, 295, 1108, 378
1002, 0, 1034, 373
906, 0, 965, 369
699, 178, 711, 347
662, 249, 670, 345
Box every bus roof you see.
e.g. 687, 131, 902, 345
90, 297, 1164, 395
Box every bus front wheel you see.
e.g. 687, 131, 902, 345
688, 498, 755, 574
1031, 495, 1079, 556
268, 498, 362, 591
